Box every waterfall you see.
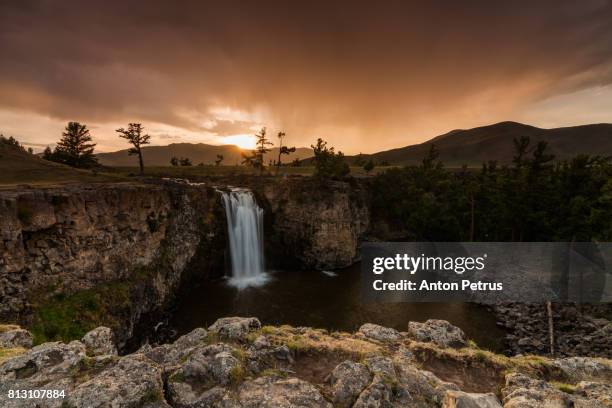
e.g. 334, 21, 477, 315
221, 189, 269, 289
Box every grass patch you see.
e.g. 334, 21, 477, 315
169, 371, 186, 383
139, 389, 163, 404
260, 326, 277, 335
551, 382, 576, 394
204, 331, 220, 344
286, 336, 311, 353
258, 368, 289, 378
16, 205, 33, 224
231, 347, 247, 362
0, 324, 20, 333
229, 365, 246, 386
29, 281, 131, 345
0, 347, 26, 364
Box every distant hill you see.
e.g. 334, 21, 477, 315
0, 138, 120, 185
96, 143, 313, 167
349, 122, 612, 166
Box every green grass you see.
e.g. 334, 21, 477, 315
551, 381, 576, 394
0, 324, 21, 333
229, 364, 246, 386
30, 281, 131, 344
0, 347, 26, 364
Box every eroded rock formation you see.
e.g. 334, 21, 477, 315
0, 182, 226, 346
1, 318, 610, 407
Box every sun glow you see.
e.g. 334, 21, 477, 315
222, 134, 256, 149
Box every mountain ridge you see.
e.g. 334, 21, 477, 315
350, 121, 612, 166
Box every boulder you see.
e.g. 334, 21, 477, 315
442, 390, 502, 408
358, 323, 400, 342
408, 319, 467, 348
145, 327, 209, 366
67, 353, 166, 408
0, 326, 33, 349
0, 341, 86, 382
552, 357, 612, 383
501, 372, 572, 408
237, 376, 332, 408
208, 317, 261, 341
329, 360, 372, 407
81, 326, 117, 356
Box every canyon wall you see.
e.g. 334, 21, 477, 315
259, 178, 370, 270
0, 182, 226, 346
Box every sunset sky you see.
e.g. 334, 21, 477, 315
1, 1, 612, 153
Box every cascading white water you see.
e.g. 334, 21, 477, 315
221, 189, 269, 289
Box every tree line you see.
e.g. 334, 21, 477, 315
370, 140, 612, 242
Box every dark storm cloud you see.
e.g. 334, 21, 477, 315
1, 0, 612, 150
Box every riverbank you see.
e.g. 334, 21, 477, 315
1, 318, 610, 407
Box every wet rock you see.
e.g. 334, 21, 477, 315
0, 326, 33, 349
358, 323, 400, 342
329, 360, 372, 407
408, 319, 467, 348
442, 390, 502, 408
81, 326, 117, 356
208, 317, 261, 341
237, 376, 332, 408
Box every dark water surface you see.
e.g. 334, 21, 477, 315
171, 263, 506, 352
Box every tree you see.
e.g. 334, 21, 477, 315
311, 138, 350, 179
242, 127, 274, 174
363, 158, 375, 174
215, 154, 224, 166
51, 122, 98, 168
170, 156, 179, 166
116, 123, 150, 175
276, 131, 296, 173
422, 144, 442, 170
179, 157, 192, 166
512, 136, 531, 170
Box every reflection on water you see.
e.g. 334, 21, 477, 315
171, 263, 506, 352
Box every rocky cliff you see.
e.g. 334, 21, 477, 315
1, 318, 610, 407
259, 178, 370, 270
0, 182, 226, 347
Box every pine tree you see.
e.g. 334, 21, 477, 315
54, 122, 98, 168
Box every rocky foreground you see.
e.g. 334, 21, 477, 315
1, 318, 611, 408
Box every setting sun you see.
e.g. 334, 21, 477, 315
222, 134, 256, 150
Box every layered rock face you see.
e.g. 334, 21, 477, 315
261, 178, 370, 270
0, 182, 226, 345
1, 319, 610, 408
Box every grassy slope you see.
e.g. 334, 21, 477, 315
96, 143, 313, 167
0, 143, 125, 186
